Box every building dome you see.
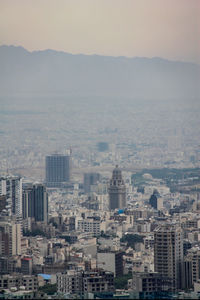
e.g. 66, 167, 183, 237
112, 165, 122, 181
110, 165, 125, 187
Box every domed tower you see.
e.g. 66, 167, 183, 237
108, 165, 126, 210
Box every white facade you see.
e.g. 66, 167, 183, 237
77, 218, 100, 237
57, 271, 82, 294
0, 176, 22, 217
11, 222, 21, 255
0, 178, 6, 195
157, 197, 163, 210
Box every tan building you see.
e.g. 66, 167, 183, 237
57, 270, 83, 294
129, 272, 171, 294
97, 250, 123, 277
185, 247, 200, 285
57, 270, 114, 295
0, 220, 21, 256
0, 274, 38, 291
154, 224, 183, 291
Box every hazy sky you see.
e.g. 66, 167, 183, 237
0, 0, 199, 63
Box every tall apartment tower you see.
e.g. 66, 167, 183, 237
22, 187, 34, 220
108, 165, 126, 210
0, 176, 22, 217
149, 189, 163, 210
0, 195, 7, 213
83, 173, 100, 193
45, 154, 71, 187
33, 184, 48, 223
184, 247, 200, 287
22, 184, 48, 223
154, 225, 183, 291
0, 219, 21, 256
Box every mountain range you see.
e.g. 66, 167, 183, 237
0, 45, 199, 99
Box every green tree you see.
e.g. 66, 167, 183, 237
23, 229, 46, 237
114, 273, 132, 289
38, 284, 57, 295
120, 234, 144, 249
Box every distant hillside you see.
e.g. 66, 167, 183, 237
0, 45, 199, 99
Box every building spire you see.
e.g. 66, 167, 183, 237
108, 165, 126, 210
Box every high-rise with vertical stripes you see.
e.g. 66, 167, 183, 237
22, 184, 48, 224
45, 154, 71, 187
154, 224, 183, 291
0, 176, 22, 217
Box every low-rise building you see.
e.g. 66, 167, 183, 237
83, 270, 114, 293
0, 274, 38, 291
77, 216, 101, 237
57, 270, 83, 294
129, 272, 171, 294
57, 269, 114, 295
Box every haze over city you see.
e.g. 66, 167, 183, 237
0, 1, 200, 299
0, 0, 200, 63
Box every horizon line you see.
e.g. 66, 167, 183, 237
0, 43, 199, 66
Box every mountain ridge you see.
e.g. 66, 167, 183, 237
0, 45, 199, 99
1, 44, 198, 65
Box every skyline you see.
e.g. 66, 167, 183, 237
1, 1, 200, 298
0, 0, 200, 64
1, 44, 199, 65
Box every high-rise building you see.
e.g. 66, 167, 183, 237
22, 188, 34, 219
21, 257, 33, 275
33, 184, 48, 223
154, 225, 183, 291
149, 189, 163, 210
0, 179, 6, 195
45, 154, 71, 187
97, 142, 109, 152
22, 184, 48, 224
0, 195, 7, 214
81, 194, 99, 210
83, 173, 100, 193
185, 247, 200, 286
0, 219, 21, 256
0, 176, 22, 217
108, 165, 126, 210
181, 258, 192, 290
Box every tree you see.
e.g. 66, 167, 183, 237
120, 234, 144, 249
38, 284, 57, 295
114, 273, 132, 289
23, 229, 46, 237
